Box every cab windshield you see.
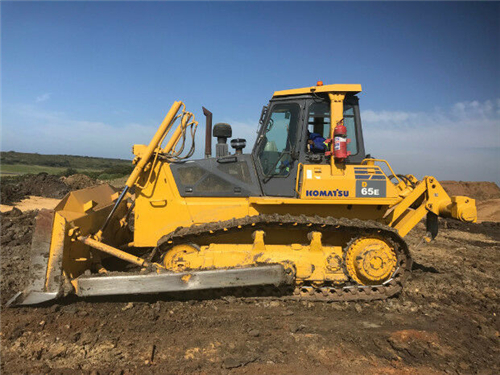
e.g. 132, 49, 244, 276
257, 103, 300, 176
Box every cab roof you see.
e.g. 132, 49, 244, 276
273, 84, 362, 97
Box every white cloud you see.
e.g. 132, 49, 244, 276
362, 110, 417, 123
1, 99, 499, 183
361, 99, 500, 183
35, 93, 51, 103
1, 105, 155, 159
1, 104, 261, 161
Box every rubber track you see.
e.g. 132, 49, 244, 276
157, 214, 412, 302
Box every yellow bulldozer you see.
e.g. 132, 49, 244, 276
8, 83, 477, 306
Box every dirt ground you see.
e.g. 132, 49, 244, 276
0, 196, 61, 213
1, 177, 499, 374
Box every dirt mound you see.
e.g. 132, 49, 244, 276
1, 173, 99, 205
1, 173, 70, 205
441, 181, 500, 201
476, 199, 500, 223
0, 208, 37, 306
0, 208, 37, 247
61, 174, 98, 190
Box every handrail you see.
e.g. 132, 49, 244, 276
295, 163, 304, 195
361, 158, 402, 185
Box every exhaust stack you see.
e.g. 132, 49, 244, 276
202, 107, 213, 158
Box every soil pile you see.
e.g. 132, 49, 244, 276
1, 208, 37, 304
1, 208, 499, 374
61, 174, 98, 190
1, 173, 99, 205
441, 181, 500, 201
476, 199, 500, 222
1, 173, 70, 205
0, 208, 37, 247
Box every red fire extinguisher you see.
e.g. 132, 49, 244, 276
333, 119, 351, 162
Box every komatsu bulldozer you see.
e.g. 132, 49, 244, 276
8, 83, 477, 306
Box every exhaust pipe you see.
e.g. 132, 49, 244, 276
202, 106, 212, 158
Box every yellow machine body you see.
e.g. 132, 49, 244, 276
9, 83, 477, 306
132, 155, 475, 246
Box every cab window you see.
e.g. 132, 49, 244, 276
307, 101, 358, 155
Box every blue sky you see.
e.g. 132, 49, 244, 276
2, 1, 499, 182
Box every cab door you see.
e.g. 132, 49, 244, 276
253, 100, 304, 197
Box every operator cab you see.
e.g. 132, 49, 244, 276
252, 83, 366, 196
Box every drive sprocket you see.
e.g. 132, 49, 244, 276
344, 237, 397, 285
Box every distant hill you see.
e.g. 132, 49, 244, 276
0, 151, 133, 180
1, 151, 130, 169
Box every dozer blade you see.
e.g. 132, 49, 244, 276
6, 209, 59, 306
7, 184, 130, 307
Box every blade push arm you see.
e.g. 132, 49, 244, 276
97, 101, 184, 237
125, 101, 183, 189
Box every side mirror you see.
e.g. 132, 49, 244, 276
259, 106, 268, 126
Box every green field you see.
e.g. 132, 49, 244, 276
0, 164, 102, 176
0, 151, 133, 180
